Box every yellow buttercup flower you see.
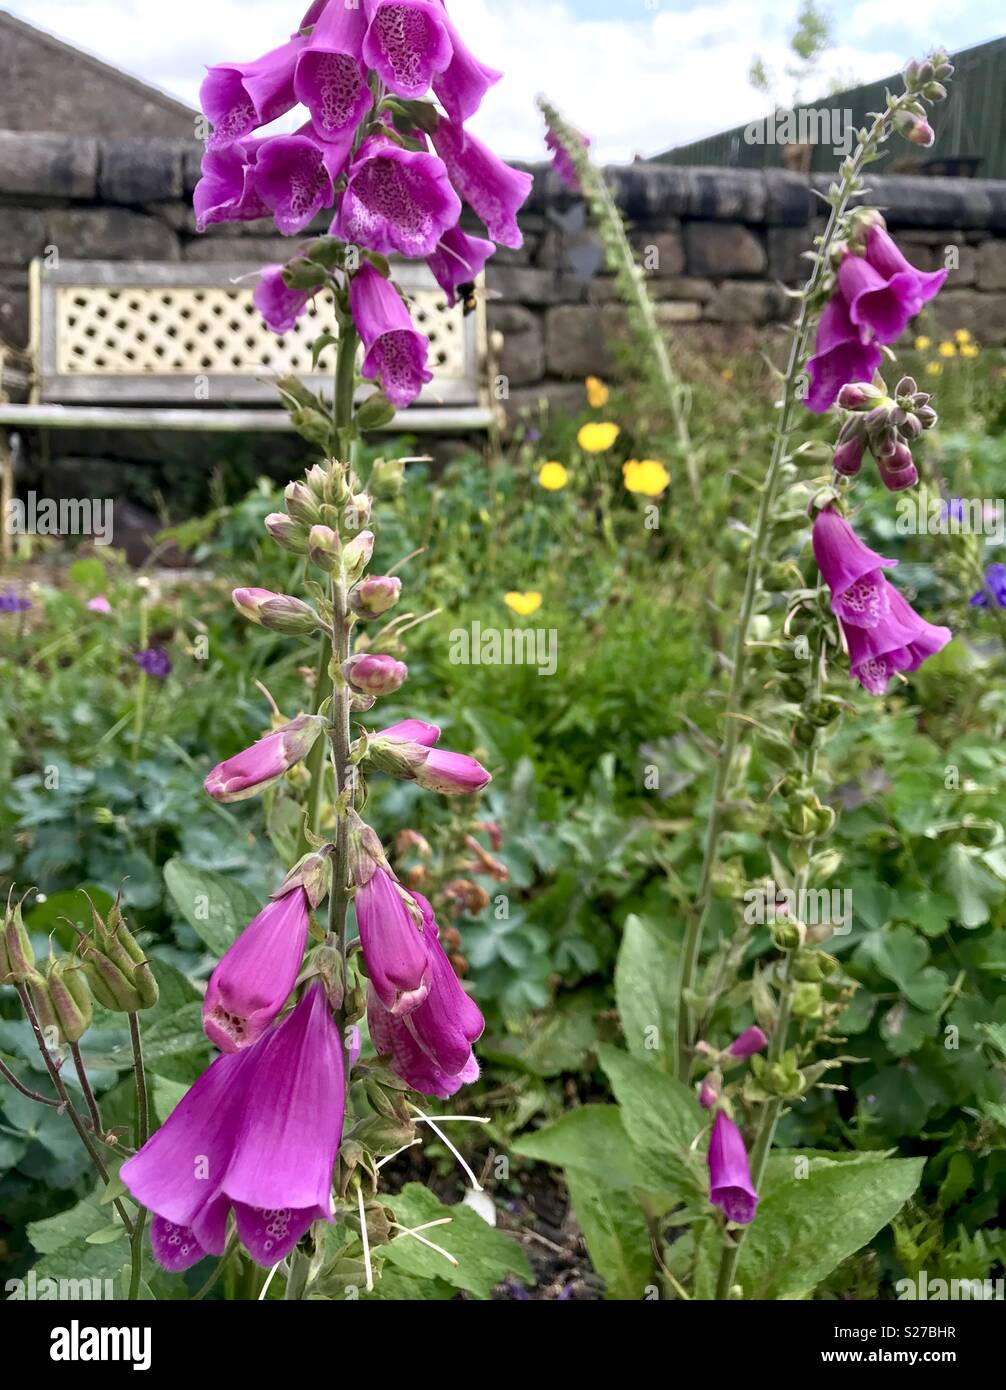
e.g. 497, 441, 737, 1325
585, 376, 610, 408
938, 340, 957, 357
721, 367, 734, 382
960, 342, 980, 358
504, 591, 542, 617
914, 335, 931, 351
623, 459, 670, 497
926, 362, 943, 376
538, 461, 569, 491
577, 422, 620, 454
954, 328, 972, 345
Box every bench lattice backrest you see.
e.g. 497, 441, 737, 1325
31, 260, 487, 408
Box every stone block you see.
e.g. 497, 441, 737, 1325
488, 304, 544, 386
0, 131, 98, 199
100, 140, 184, 204
684, 221, 766, 277
46, 208, 180, 261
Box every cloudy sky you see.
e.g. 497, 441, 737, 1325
3, 0, 998, 160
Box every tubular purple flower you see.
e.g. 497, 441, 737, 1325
414, 749, 492, 795
333, 135, 461, 258
431, 116, 533, 250
864, 222, 946, 311
805, 294, 883, 415
203, 888, 310, 1052
294, 0, 372, 144
123, 983, 346, 1270
204, 713, 327, 802
876, 441, 919, 492
367, 892, 483, 1096
728, 1025, 769, 1058
833, 434, 865, 477
201, 37, 306, 148
707, 1110, 759, 1225
431, 4, 502, 125
375, 718, 442, 746
843, 584, 952, 695
343, 650, 409, 696
362, 0, 452, 98
193, 139, 268, 231
812, 507, 897, 631
837, 253, 923, 346
254, 130, 348, 236
355, 865, 430, 1014
545, 126, 589, 192
427, 224, 495, 306
255, 265, 314, 334
350, 261, 433, 408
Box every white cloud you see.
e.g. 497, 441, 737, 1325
1, 0, 988, 161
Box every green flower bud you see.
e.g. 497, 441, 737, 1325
771, 920, 806, 951
342, 529, 375, 582
1, 896, 39, 985
81, 894, 158, 1013
284, 481, 322, 527
369, 457, 406, 500
31, 960, 93, 1045
308, 524, 342, 573
791, 981, 822, 1019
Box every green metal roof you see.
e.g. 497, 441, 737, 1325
653, 36, 1006, 180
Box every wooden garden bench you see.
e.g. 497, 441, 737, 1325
0, 258, 495, 437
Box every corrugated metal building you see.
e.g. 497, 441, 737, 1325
654, 36, 1006, 180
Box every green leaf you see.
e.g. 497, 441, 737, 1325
855, 925, 946, 1012
164, 858, 262, 958
513, 1105, 644, 1192
614, 913, 680, 1070
596, 1044, 705, 1202
564, 1167, 654, 1300
736, 1157, 925, 1299
382, 1184, 531, 1299
944, 843, 1005, 928
28, 1188, 117, 1255
85, 1224, 128, 1246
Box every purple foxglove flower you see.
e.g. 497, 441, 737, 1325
812, 507, 897, 630
427, 224, 495, 306
414, 749, 492, 796
254, 129, 348, 236
375, 718, 442, 746
432, 116, 533, 251
123, 983, 345, 1270
350, 574, 403, 617
203, 887, 310, 1052
864, 222, 947, 308
843, 584, 951, 695
86, 594, 112, 614
432, 5, 502, 126
201, 37, 306, 148
256, 264, 314, 333
344, 650, 409, 695
362, 0, 452, 98
264, 276, 316, 346
349, 261, 433, 408
728, 1026, 769, 1058
545, 126, 589, 192
707, 1110, 759, 1225
876, 441, 919, 493
133, 648, 172, 678
355, 865, 430, 1014
837, 253, 924, 346
333, 134, 461, 258
204, 713, 326, 802
367, 892, 483, 1096
970, 562, 1006, 609
699, 1080, 718, 1110
833, 434, 865, 477
193, 139, 268, 231
294, 0, 371, 144
804, 293, 883, 414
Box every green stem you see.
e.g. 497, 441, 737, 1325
70, 1043, 103, 1134
132, 597, 149, 762
674, 103, 895, 1086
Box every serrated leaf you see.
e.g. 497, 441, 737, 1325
596, 1044, 705, 1202
565, 1167, 653, 1300
614, 914, 680, 1070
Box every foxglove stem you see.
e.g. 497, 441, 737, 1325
675, 99, 903, 1086
538, 98, 699, 503
70, 1043, 103, 1134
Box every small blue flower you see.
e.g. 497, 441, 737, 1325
0, 589, 31, 614
970, 563, 1006, 609
133, 648, 173, 678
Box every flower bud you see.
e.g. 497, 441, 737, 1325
81, 894, 159, 1012
232, 588, 320, 636
205, 713, 327, 801
276, 847, 334, 911
837, 382, 884, 411
31, 960, 93, 1044
284, 480, 322, 527
895, 376, 918, 399
699, 1078, 719, 1110
342, 529, 375, 581
343, 652, 408, 696
728, 1026, 769, 1059
832, 435, 864, 477
344, 494, 373, 532
899, 413, 922, 440
369, 457, 406, 500
1, 896, 39, 985
917, 405, 938, 430
308, 524, 341, 573
414, 750, 492, 796
895, 111, 935, 147
877, 443, 918, 492
350, 575, 402, 618
265, 512, 309, 554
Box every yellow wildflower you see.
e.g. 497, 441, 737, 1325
960, 342, 980, 358
721, 367, 734, 382
954, 329, 972, 345
504, 591, 542, 617
938, 341, 957, 357
577, 421, 620, 453
623, 459, 670, 497
914, 335, 931, 351
585, 376, 610, 408
926, 362, 943, 376
538, 461, 569, 491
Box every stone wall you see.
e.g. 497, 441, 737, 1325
2, 128, 1005, 432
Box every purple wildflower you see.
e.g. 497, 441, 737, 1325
193, 139, 268, 232
427, 224, 495, 306
200, 37, 306, 149
362, 0, 453, 99
254, 264, 313, 335
432, 115, 533, 251
728, 1026, 769, 1059
349, 261, 433, 408
545, 126, 589, 192
707, 1110, 759, 1225
0, 590, 32, 614
254, 129, 349, 236
970, 562, 1006, 609
355, 865, 431, 1015
133, 648, 172, 679
805, 294, 883, 415
294, 0, 372, 145
333, 133, 461, 258
812, 507, 897, 630
203, 887, 310, 1052
204, 714, 327, 802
